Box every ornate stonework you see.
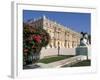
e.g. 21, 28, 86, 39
27, 16, 82, 48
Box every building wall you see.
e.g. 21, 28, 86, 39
28, 16, 81, 49
42, 16, 81, 48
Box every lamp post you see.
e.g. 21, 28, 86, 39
58, 31, 60, 56
58, 41, 60, 56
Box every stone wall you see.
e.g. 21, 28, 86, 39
40, 46, 91, 59
40, 48, 76, 59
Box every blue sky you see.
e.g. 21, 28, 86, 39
23, 10, 91, 34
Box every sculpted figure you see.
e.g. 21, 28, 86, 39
80, 33, 89, 46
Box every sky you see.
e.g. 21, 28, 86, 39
23, 10, 91, 34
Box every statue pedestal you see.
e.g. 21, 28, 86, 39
76, 46, 88, 55
76, 46, 90, 60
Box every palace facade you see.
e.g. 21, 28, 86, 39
27, 16, 82, 48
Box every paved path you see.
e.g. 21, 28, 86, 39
37, 55, 87, 68
24, 55, 87, 69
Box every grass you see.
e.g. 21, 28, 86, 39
71, 60, 91, 67
38, 55, 74, 64
62, 60, 91, 67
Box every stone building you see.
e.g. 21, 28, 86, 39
27, 15, 82, 49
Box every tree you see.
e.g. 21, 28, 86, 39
23, 23, 50, 65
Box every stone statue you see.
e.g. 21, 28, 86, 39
80, 33, 89, 46
76, 32, 90, 60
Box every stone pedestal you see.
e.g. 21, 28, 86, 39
76, 46, 91, 60
76, 46, 88, 55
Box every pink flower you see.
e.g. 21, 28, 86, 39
32, 35, 42, 43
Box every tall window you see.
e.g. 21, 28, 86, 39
64, 40, 67, 48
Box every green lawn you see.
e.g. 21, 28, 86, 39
62, 60, 91, 67
71, 60, 91, 67
38, 55, 74, 64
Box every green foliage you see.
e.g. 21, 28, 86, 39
23, 23, 50, 65
23, 23, 50, 53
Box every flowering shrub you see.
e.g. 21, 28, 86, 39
23, 23, 50, 65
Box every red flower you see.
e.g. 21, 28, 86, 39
32, 35, 42, 43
